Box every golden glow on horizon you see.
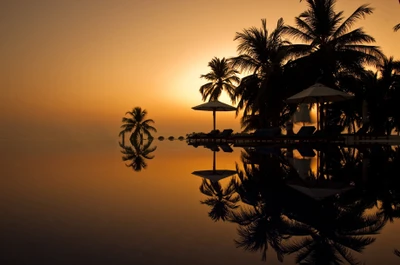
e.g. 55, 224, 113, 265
1, 0, 399, 140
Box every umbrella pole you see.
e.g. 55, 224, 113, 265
316, 102, 319, 131
213, 151, 216, 173
213, 110, 216, 131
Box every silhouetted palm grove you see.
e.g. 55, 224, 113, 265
199, 0, 400, 133
196, 144, 400, 264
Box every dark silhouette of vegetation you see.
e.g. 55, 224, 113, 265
230, 18, 295, 130
198, 0, 400, 134
193, 1, 400, 260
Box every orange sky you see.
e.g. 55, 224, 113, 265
1, 0, 399, 141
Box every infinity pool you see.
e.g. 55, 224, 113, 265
1, 139, 400, 265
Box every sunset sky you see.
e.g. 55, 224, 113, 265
1, 0, 399, 142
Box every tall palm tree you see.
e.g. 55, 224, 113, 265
119, 107, 157, 146
199, 57, 240, 102
230, 18, 294, 128
284, 0, 383, 87
199, 178, 240, 221
336, 68, 377, 132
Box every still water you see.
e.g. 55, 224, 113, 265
1, 138, 400, 265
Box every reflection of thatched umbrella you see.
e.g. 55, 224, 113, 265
192, 151, 236, 182
192, 100, 236, 130
287, 179, 353, 201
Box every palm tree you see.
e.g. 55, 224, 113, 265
199, 57, 240, 102
354, 56, 400, 134
120, 138, 157, 171
230, 18, 294, 128
119, 107, 157, 146
336, 68, 377, 133
284, 0, 383, 87
378, 56, 400, 83
199, 178, 240, 222
375, 56, 400, 134
394, 23, 400, 32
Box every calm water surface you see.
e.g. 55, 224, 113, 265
1, 138, 400, 264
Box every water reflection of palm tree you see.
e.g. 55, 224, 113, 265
230, 203, 309, 262
119, 107, 157, 146
231, 146, 387, 264
196, 150, 239, 221
199, 178, 239, 222
320, 146, 363, 184
283, 202, 384, 265
120, 139, 157, 172
229, 148, 302, 262
191, 141, 400, 263
377, 195, 400, 224
361, 146, 400, 223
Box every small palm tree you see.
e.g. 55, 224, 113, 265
394, 23, 400, 32
119, 107, 157, 146
378, 56, 400, 84
199, 57, 240, 102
